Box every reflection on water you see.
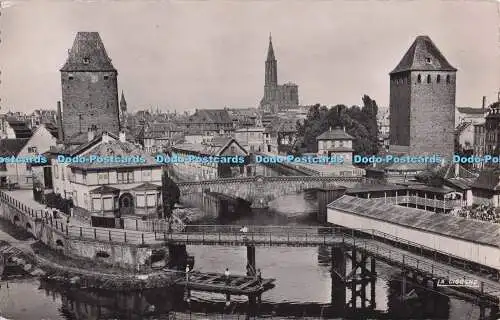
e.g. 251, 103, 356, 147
0, 194, 479, 319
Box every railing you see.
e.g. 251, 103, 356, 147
1, 189, 499, 298
380, 195, 464, 209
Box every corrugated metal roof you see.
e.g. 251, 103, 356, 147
328, 195, 500, 247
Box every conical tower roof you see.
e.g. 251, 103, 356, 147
390, 35, 456, 75
60, 32, 116, 72
266, 33, 276, 61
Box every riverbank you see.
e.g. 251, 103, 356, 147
0, 218, 178, 291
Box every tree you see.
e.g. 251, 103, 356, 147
161, 169, 180, 219
296, 95, 380, 155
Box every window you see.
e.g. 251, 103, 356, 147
446, 75, 451, 84
54, 165, 59, 179
141, 169, 151, 181
83, 57, 90, 64
98, 172, 109, 184
92, 198, 102, 211
147, 194, 156, 207
103, 197, 113, 211
425, 57, 431, 64
427, 75, 431, 83
417, 74, 421, 83
437, 75, 441, 83
104, 75, 109, 80
136, 194, 145, 207
27, 146, 37, 153
117, 170, 134, 184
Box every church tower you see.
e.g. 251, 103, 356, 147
389, 35, 456, 159
60, 32, 121, 145
120, 90, 128, 129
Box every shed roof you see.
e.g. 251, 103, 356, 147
328, 195, 500, 247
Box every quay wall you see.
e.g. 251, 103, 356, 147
0, 193, 168, 270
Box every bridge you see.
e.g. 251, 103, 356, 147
1, 190, 499, 318
176, 175, 367, 208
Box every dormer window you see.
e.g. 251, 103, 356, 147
83, 57, 90, 64
425, 57, 431, 64
68, 74, 74, 80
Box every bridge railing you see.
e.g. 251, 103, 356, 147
344, 235, 500, 300
181, 224, 367, 236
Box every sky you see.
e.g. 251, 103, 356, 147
0, 0, 499, 113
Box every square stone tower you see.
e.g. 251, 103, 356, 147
389, 35, 457, 160
60, 32, 120, 145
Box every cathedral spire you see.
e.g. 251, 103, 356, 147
267, 33, 275, 61
120, 90, 127, 112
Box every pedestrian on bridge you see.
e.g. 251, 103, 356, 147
185, 265, 190, 281
224, 267, 230, 284
240, 226, 248, 241
44, 206, 50, 219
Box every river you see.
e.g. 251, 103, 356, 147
0, 194, 482, 319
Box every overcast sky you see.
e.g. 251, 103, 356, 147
1, 0, 499, 113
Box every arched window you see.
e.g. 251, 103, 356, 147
436, 75, 441, 83
446, 75, 451, 84
417, 74, 421, 83
427, 75, 431, 83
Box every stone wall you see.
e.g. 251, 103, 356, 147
61, 71, 120, 143
0, 194, 166, 270
178, 175, 364, 205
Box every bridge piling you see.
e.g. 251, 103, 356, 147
246, 245, 256, 277
331, 245, 346, 312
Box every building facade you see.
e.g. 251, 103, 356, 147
49, 131, 163, 221
316, 127, 355, 165
171, 138, 250, 181
389, 35, 456, 160
259, 35, 299, 114
233, 127, 265, 153
60, 32, 121, 145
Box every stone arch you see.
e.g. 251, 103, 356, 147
95, 251, 110, 258
56, 239, 64, 247
13, 215, 19, 223
417, 74, 422, 83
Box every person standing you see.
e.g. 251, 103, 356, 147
224, 267, 230, 284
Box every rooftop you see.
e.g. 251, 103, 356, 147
328, 195, 500, 247
390, 35, 457, 74
60, 32, 116, 72
0, 139, 29, 156
316, 127, 354, 141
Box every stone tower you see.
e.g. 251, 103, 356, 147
389, 35, 456, 159
259, 34, 299, 113
60, 32, 120, 145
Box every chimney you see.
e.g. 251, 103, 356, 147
56, 101, 64, 142
119, 130, 126, 142
482, 96, 487, 110
102, 131, 110, 143
454, 163, 459, 178
88, 125, 96, 142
